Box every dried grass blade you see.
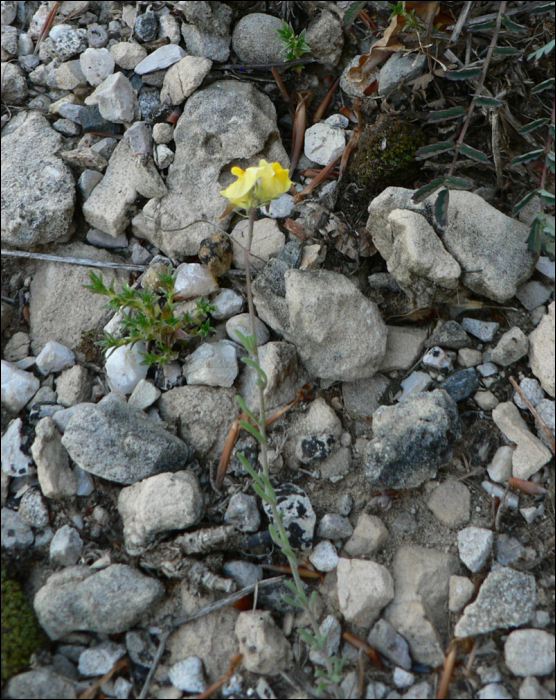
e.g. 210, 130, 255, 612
34, 1, 62, 54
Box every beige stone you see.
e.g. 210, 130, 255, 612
427, 480, 470, 528
344, 514, 389, 556
235, 611, 292, 675
379, 326, 428, 372
529, 301, 555, 397
336, 558, 394, 627
231, 218, 285, 271
492, 402, 552, 479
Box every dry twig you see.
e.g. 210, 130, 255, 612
1, 249, 146, 271
195, 653, 243, 699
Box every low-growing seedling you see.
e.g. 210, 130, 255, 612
84, 267, 215, 366
277, 19, 311, 64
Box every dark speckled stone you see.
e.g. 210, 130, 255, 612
442, 368, 480, 402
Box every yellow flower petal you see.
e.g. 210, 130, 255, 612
220, 160, 292, 210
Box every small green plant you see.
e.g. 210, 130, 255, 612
84, 267, 215, 366
220, 162, 344, 698
277, 19, 311, 63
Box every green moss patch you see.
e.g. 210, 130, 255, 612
1, 566, 46, 683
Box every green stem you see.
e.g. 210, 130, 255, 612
245, 206, 269, 478
242, 205, 341, 699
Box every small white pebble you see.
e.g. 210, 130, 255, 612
393, 666, 414, 689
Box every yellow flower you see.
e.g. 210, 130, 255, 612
220, 159, 292, 210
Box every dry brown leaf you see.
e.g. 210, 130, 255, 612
284, 217, 310, 240
348, 1, 445, 86
409, 72, 434, 90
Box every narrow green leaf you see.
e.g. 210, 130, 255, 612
283, 579, 299, 596
414, 141, 455, 160
241, 357, 268, 387
428, 106, 466, 122
518, 118, 550, 135
531, 78, 555, 94
411, 177, 446, 203
435, 188, 449, 227
457, 142, 491, 163
468, 20, 495, 31
445, 67, 483, 80
238, 420, 267, 445
510, 149, 544, 166
343, 0, 368, 27
546, 151, 555, 174
309, 590, 319, 610
282, 594, 303, 609
474, 96, 504, 108
253, 483, 273, 503
316, 681, 329, 696
527, 216, 543, 255
528, 38, 555, 61
493, 46, 522, 56
538, 189, 555, 206
268, 523, 283, 547
530, 2, 556, 14
233, 329, 257, 354
235, 395, 260, 425
444, 175, 473, 190
298, 628, 318, 646
512, 189, 539, 216
501, 14, 528, 33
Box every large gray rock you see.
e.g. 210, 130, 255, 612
158, 385, 239, 460
1, 111, 75, 247
62, 393, 191, 484
29, 243, 129, 354
366, 188, 537, 304
34, 564, 164, 640
254, 269, 387, 383
364, 389, 460, 488
132, 81, 288, 258
384, 546, 459, 667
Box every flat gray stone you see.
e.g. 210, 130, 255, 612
34, 564, 164, 640
29, 242, 129, 354
454, 567, 536, 637
62, 393, 191, 484
283, 269, 387, 382
83, 138, 166, 237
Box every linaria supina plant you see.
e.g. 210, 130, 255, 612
220, 161, 345, 698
